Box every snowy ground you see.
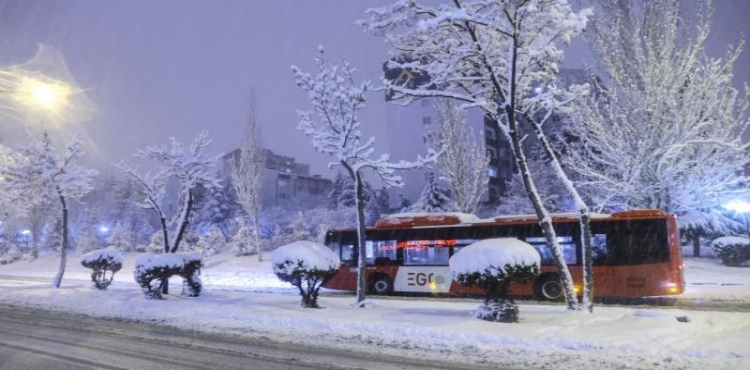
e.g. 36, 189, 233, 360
0, 250, 748, 370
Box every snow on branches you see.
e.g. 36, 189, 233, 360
292, 47, 439, 187
361, 0, 593, 310
564, 0, 750, 234
0, 132, 97, 288
117, 131, 220, 254
292, 47, 438, 305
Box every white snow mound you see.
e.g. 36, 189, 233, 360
449, 238, 540, 275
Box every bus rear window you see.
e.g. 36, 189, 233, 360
602, 220, 669, 265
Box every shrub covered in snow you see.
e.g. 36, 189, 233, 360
146, 231, 165, 254
231, 223, 255, 256
193, 228, 222, 260
272, 241, 340, 308
133, 252, 203, 299
449, 238, 540, 323
80, 249, 123, 290
711, 236, 750, 267
0, 243, 22, 265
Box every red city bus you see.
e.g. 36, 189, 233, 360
323, 209, 685, 300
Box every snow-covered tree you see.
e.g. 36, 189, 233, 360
146, 230, 164, 254
195, 227, 223, 261
0, 132, 97, 288
231, 221, 254, 257
367, 187, 391, 225
232, 96, 264, 260
289, 213, 313, 242
118, 132, 220, 293
76, 226, 99, 254
436, 99, 489, 214
107, 222, 134, 253
362, 0, 592, 310
565, 0, 750, 239
496, 157, 572, 215
410, 172, 455, 212
113, 179, 148, 249
118, 132, 220, 254
193, 181, 234, 237
293, 47, 438, 305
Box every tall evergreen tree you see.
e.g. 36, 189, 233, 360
410, 172, 455, 213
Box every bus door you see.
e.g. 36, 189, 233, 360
608, 219, 671, 297
590, 233, 615, 297
393, 239, 452, 294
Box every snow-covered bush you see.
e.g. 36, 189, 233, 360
0, 243, 22, 265
272, 241, 340, 308
108, 222, 134, 252
80, 249, 123, 290
200, 228, 224, 258
76, 231, 100, 254
231, 223, 255, 256
133, 252, 203, 299
449, 238, 540, 323
146, 231, 164, 254
711, 237, 750, 267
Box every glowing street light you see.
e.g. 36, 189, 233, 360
723, 200, 750, 236
14, 76, 73, 115
0, 44, 94, 129
20, 229, 31, 249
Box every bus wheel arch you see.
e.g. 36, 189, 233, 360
534, 273, 564, 302
369, 273, 393, 295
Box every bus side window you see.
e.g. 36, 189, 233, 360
591, 233, 609, 264
341, 244, 355, 264
525, 236, 578, 265
370, 240, 397, 265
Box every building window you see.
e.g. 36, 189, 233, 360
421, 98, 431, 107
278, 179, 288, 187
485, 127, 496, 140
488, 165, 498, 178
487, 148, 497, 159
422, 116, 432, 126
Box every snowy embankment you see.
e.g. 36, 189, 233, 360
0, 252, 748, 370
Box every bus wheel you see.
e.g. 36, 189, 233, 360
534, 275, 563, 302
370, 275, 393, 295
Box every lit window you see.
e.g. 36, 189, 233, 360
488, 165, 498, 178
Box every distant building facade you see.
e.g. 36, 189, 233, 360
221, 148, 332, 209
382, 64, 588, 206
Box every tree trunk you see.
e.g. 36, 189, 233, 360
353, 170, 368, 306
252, 209, 262, 262
52, 189, 68, 289
580, 211, 594, 312
170, 190, 194, 254
528, 119, 594, 312
500, 30, 577, 310
505, 120, 576, 310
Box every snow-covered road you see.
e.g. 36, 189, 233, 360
1, 304, 497, 370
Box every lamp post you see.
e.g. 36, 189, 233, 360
20, 229, 31, 249
724, 200, 750, 237
99, 225, 110, 248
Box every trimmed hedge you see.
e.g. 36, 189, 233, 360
711, 237, 750, 267
133, 253, 203, 299
80, 249, 123, 290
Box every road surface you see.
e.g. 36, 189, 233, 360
0, 304, 504, 370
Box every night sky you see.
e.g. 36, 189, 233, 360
1, 0, 748, 178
